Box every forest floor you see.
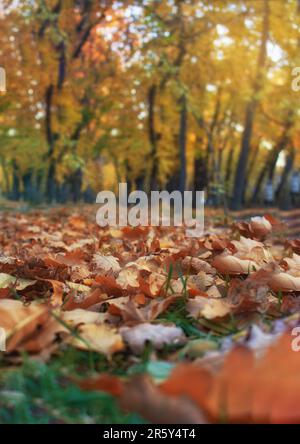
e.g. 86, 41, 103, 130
0, 205, 300, 424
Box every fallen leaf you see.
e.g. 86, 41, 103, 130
0, 273, 36, 290
68, 323, 124, 355
93, 253, 121, 274
0, 299, 51, 352
120, 323, 186, 353
187, 296, 231, 320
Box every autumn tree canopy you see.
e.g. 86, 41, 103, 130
0, 0, 300, 209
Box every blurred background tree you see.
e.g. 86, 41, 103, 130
0, 0, 300, 208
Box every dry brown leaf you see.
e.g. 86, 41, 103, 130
187, 296, 231, 320
62, 308, 108, 325
0, 273, 36, 290
93, 253, 121, 274
212, 253, 258, 275
249, 216, 272, 239
68, 323, 124, 355
160, 333, 300, 423
0, 299, 51, 352
181, 256, 216, 274
269, 272, 300, 292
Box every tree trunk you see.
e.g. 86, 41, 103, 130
251, 161, 269, 204
45, 84, 57, 202
225, 146, 234, 185
179, 94, 187, 194
194, 155, 207, 190
69, 167, 83, 202
231, 0, 269, 209
0, 157, 9, 195
22, 169, 33, 202
46, 160, 57, 203
242, 141, 260, 203
11, 159, 20, 201
147, 84, 158, 191
251, 120, 292, 203
276, 148, 294, 200
268, 120, 292, 181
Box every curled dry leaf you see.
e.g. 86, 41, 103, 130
21, 317, 65, 354
134, 255, 162, 272
201, 235, 229, 251
106, 294, 182, 323
234, 215, 280, 240
187, 272, 214, 291
62, 308, 109, 325
68, 323, 124, 356
93, 275, 123, 297
181, 256, 216, 274
230, 236, 266, 254
116, 265, 139, 289
227, 268, 273, 312
212, 253, 258, 275
187, 296, 231, 320
67, 281, 91, 292
143, 294, 183, 321
136, 271, 166, 298
0, 299, 53, 352
286, 239, 300, 254
92, 253, 121, 274
54, 250, 87, 267
44, 279, 65, 306
282, 253, 300, 270
0, 273, 36, 290
249, 216, 272, 239
269, 272, 300, 292
62, 287, 105, 311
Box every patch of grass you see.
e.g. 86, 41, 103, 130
158, 298, 220, 341
0, 352, 145, 424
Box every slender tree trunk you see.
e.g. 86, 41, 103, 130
46, 160, 57, 203
69, 167, 83, 202
276, 147, 294, 200
231, 0, 269, 209
147, 84, 158, 191
251, 161, 269, 204
11, 159, 20, 201
57, 40, 66, 90
22, 169, 33, 202
268, 120, 292, 181
0, 157, 9, 195
203, 88, 222, 203
225, 146, 234, 185
242, 141, 260, 203
45, 84, 57, 202
194, 149, 207, 191
251, 120, 292, 203
179, 94, 187, 194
